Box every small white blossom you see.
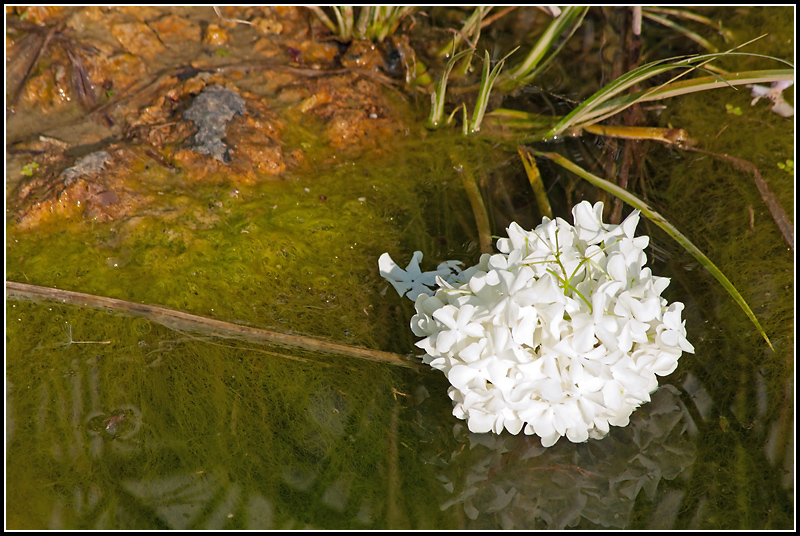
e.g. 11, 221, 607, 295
379, 252, 462, 300
379, 201, 694, 446
747, 81, 794, 117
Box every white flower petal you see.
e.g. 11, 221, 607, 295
465, 409, 495, 434
503, 415, 525, 435
449, 365, 478, 390
433, 305, 459, 330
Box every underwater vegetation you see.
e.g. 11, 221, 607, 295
5, 6, 794, 530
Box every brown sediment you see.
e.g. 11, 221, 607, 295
7, 7, 412, 229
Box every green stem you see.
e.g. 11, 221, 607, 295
449, 153, 493, 254
518, 146, 553, 219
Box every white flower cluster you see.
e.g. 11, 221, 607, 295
379, 201, 694, 447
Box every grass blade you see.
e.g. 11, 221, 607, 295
437, 6, 490, 58
449, 150, 493, 253
426, 48, 473, 129
332, 7, 354, 40
539, 49, 793, 141
518, 146, 553, 219
573, 68, 794, 129
499, 6, 588, 90
308, 7, 337, 35
642, 6, 735, 42
469, 48, 517, 133
535, 150, 774, 351
539, 56, 697, 140
642, 11, 719, 52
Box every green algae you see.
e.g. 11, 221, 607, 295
4, 132, 495, 529
9, 125, 793, 529
6, 300, 418, 529
8, 149, 407, 348
6, 122, 794, 530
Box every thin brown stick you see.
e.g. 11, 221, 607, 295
11, 23, 60, 107
6, 281, 418, 368
480, 6, 518, 29
578, 124, 693, 145
65, 44, 98, 110
682, 147, 794, 251
213, 6, 256, 27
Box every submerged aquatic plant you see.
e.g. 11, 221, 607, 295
380, 201, 693, 447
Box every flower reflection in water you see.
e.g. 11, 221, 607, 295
422, 384, 696, 529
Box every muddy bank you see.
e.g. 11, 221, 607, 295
7, 6, 413, 229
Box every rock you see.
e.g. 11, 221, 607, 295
182, 84, 247, 163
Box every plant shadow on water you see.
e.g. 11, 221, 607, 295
5, 6, 794, 530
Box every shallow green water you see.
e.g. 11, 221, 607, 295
6, 7, 794, 530
6, 131, 793, 529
